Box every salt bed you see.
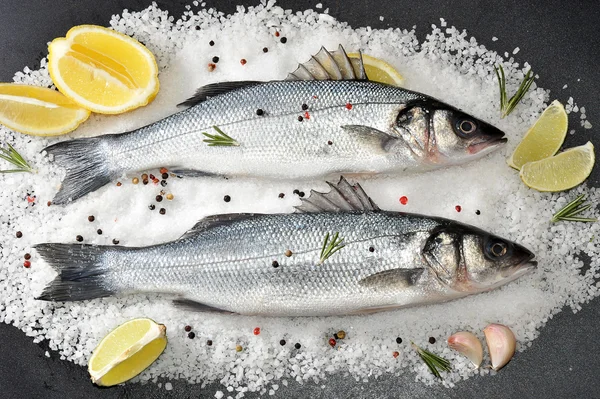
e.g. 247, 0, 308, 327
0, 0, 598, 396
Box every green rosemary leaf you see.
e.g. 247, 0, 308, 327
202, 126, 239, 146
494, 64, 535, 118
412, 342, 451, 379
319, 232, 345, 264
0, 143, 32, 173
552, 194, 596, 223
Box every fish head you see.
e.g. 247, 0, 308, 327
422, 225, 536, 293
393, 100, 507, 164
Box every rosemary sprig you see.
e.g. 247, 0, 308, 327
551, 194, 597, 223
0, 143, 33, 173
411, 341, 451, 379
319, 232, 345, 264
494, 64, 535, 118
202, 126, 239, 146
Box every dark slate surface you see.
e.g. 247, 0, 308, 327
1, 1, 599, 398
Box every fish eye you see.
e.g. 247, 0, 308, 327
456, 119, 477, 134
485, 239, 511, 259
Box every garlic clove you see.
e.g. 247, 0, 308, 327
447, 331, 483, 368
483, 323, 516, 371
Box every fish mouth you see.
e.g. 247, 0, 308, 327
501, 252, 538, 279
468, 136, 508, 154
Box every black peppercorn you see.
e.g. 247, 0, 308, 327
24, 253, 31, 260
159, 208, 166, 215
262, 47, 269, 53
161, 172, 169, 180
76, 235, 83, 242
97, 229, 102, 235
149, 204, 156, 210
224, 195, 231, 202
184, 325, 192, 332
279, 339, 286, 346
16, 231, 22, 238
369, 246, 375, 252
297, 116, 303, 122
278, 193, 285, 198
429, 337, 436, 344
272, 260, 279, 268
160, 180, 167, 187
301, 103, 308, 110
212, 56, 219, 63
156, 195, 163, 202
206, 339, 213, 346
476, 210, 481, 215
396, 337, 402, 344
280, 37, 287, 43
209, 40, 214, 46
88, 215, 95, 222
294, 343, 301, 349
188, 332, 195, 339
256, 108, 264, 116
112, 239, 120, 245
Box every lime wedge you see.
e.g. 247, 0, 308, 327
519, 142, 595, 192
508, 100, 568, 170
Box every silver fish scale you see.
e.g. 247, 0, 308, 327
104, 212, 447, 316
107, 80, 427, 178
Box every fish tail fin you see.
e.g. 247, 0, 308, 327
35, 243, 117, 302
44, 136, 118, 205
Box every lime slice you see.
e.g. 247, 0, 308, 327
508, 100, 568, 170
88, 318, 167, 386
519, 142, 595, 192
348, 53, 404, 86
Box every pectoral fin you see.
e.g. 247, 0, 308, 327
341, 125, 399, 153
359, 268, 425, 290
172, 298, 236, 314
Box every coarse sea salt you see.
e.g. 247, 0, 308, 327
0, 0, 598, 396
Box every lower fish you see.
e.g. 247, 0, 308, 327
36, 177, 536, 316
44, 45, 506, 204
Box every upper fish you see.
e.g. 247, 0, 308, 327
44, 45, 506, 204
36, 177, 536, 316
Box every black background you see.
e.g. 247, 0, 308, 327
1, 1, 599, 398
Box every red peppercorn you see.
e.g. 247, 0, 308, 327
345, 103, 353, 110
208, 63, 216, 72
275, 31, 280, 37
23, 260, 31, 268
328, 338, 336, 347
240, 59, 247, 65
149, 174, 155, 180
24, 253, 31, 260
116, 182, 122, 187
399, 196, 408, 205
393, 351, 399, 358
160, 167, 168, 174
253, 327, 261, 335
455, 205, 462, 212
304, 111, 310, 119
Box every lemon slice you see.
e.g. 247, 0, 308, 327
48, 25, 159, 114
508, 100, 568, 170
348, 53, 405, 86
520, 142, 594, 192
0, 83, 90, 136
88, 318, 167, 386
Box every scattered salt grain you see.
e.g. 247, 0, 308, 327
513, 47, 520, 54
492, 36, 498, 41
165, 382, 173, 390
315, 3, 322, 8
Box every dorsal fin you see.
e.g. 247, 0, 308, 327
177, 81, 261, 107
180, 213, 259, 239
294, 176, 380, 213
286, 45, 368, 81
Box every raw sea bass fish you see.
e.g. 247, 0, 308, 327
45, 46, 507, 204
36, 178, 536, 316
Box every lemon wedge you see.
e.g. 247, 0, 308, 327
348, 53, 405, 86
48, 25, 159, 114
0, 83, 90, 136
88, 318, 167, 386
508, 100, 568, 170
520, 142, 594, 192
